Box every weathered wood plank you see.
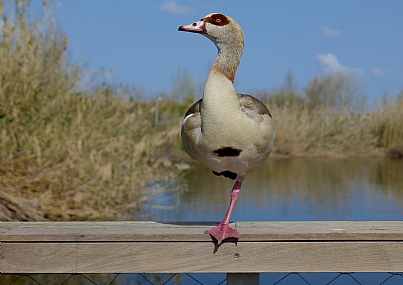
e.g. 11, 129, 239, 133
2, 221, 403, 242
2, 241, 403, 273
2, 222, 403, 274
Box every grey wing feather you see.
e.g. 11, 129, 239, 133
237, 94, 272, 118
184, 99, 202, 118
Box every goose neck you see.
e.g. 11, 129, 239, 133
212, 43, 244, 83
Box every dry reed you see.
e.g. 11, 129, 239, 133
0, 1, 184, 221
268, 97, 403, 156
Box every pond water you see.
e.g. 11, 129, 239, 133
146, 157, 403, 223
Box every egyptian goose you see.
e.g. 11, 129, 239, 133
178, 13, 275, 243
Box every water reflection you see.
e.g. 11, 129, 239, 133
146, 157, 403, 222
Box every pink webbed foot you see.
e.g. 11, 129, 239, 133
205, 223, 240, 243
205, 180, 242, 243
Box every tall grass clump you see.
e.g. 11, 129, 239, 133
0, 1, 183, 221
256, 72, 402, 156
268, 104, 379, 156
369, 97, 403, 152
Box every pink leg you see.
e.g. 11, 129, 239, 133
205, 180, 242, 243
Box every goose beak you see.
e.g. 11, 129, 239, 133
178, 20, 204, 34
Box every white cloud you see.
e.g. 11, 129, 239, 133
316, 53, 364, 76
321, 26, 342, 37
371, 68, 392, 79
351, 68, 365, 77
160, 2, 194, 15
316, 54, 345, 72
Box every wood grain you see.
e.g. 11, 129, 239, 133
1, 222, 403, 273
2, 241, 403, 273
2, 221, 403, 241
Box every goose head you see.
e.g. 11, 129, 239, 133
178, 13, 244, 53
179, 13, 244, 82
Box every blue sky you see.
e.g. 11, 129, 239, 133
33, 1, 403, 101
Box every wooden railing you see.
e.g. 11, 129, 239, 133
1, 221, 403, 284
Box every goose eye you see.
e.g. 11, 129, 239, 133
215, 18, 222, 23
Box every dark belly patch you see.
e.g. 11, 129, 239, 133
213, 170, 237, 180
213, 146, 243, 157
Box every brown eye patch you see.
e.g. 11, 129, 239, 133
205, 14, 230, 26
